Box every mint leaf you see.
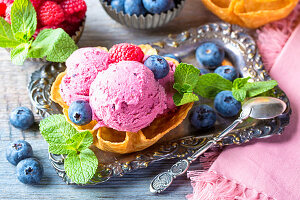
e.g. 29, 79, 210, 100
0, 18, 21, 48
244, 80, 278, 98
173, 63, 200, 94
39, 114, 78, 144
194, 73, 233, 98
173, 92, 199, 106
64, 148, 98, 184
49, 143, 77, 155
11, 0, 37, 42
232, 88, 247, 102
10, 43, 30, 65
71, 131, 93, 152
233, 77, 251, 89
29, 28, 78, 62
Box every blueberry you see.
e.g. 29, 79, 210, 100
166, 0, 175, 10
196, 42, 225, 69
190, 105, 216, 129
110, 0, 125, 12
200, 68, 210, 75
214, 91, 241, 117
68, 100, 93, 126
124, 0, 147, 16
144, 55, 170, 79
6, 140, 33, 166
9, 107, 34, 130
163, 54, 181, 63
142, 0, 174, 14
214, 65, 238, 81
16, 158, 43, 185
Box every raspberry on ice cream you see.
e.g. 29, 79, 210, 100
89, 61, 167, 132
60, 48, 109, 105
108, 43, 144, 64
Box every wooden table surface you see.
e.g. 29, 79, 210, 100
0, 0, 219, 199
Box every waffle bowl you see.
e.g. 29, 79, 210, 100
50, 45, 193, 154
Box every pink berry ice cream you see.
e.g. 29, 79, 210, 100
89, 61, 167, 132
60, 48, 109, 105
158, 60, 177, 112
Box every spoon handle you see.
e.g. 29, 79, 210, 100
150, 116, 246, 194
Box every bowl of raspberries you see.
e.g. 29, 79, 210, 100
99, 0, 186, 29
0, 0, 87, 43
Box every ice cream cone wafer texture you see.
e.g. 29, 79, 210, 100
51, 44, 193, 154
202, 0, 298, 28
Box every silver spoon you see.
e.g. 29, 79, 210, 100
150, 97, 287, 193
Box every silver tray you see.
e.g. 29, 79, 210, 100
28, 22, 291, 185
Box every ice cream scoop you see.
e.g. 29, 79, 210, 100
89, 61, 167, 132
60, 48, 109, 105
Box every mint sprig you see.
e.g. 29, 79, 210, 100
172, 63, 278, 106
39, 115, 98, 184
0, 0, 78, 65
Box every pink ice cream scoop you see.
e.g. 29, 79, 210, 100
60, 48, 109, 105
89, 61, 167, 132
158, 60, 177, 112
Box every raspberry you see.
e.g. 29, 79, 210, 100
4, 3, 11, 23
0, 0, 13, 18
38, 1, 65, 26
51, 0, 63, 3
0, 3, 7, 17
61, 0, 86, 23
58, 21, 80, 36
108, 43, 145, 63
30, 0, 43, 11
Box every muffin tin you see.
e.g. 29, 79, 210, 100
28, 22, 291, 185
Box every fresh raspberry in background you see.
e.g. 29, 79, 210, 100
61, 0, 86, 23
0, 0, 13, 17
0, 3, 7, 17
51, 0, 64, 3
4, 3, 11, 23
58, 21, 81, 36
38, 1, 65, 26
30, 0, 43, 11
108, 43, 145, 64
1, 0, 87, 37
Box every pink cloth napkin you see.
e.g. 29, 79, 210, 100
187, 6, 300, 200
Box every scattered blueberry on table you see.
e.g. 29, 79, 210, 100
9, 107, 34, 130
163, 54, 182, 63
144, 55, 170, 79
214, 91, 241, 117
68, 100, 93, 125
196, 42, 225, 69
6, 140, 33, 166
16, 158, 44, 185
214, 65, 238, 81
190, 105, 216, 129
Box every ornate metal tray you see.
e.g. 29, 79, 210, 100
28, 22, 291, 185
